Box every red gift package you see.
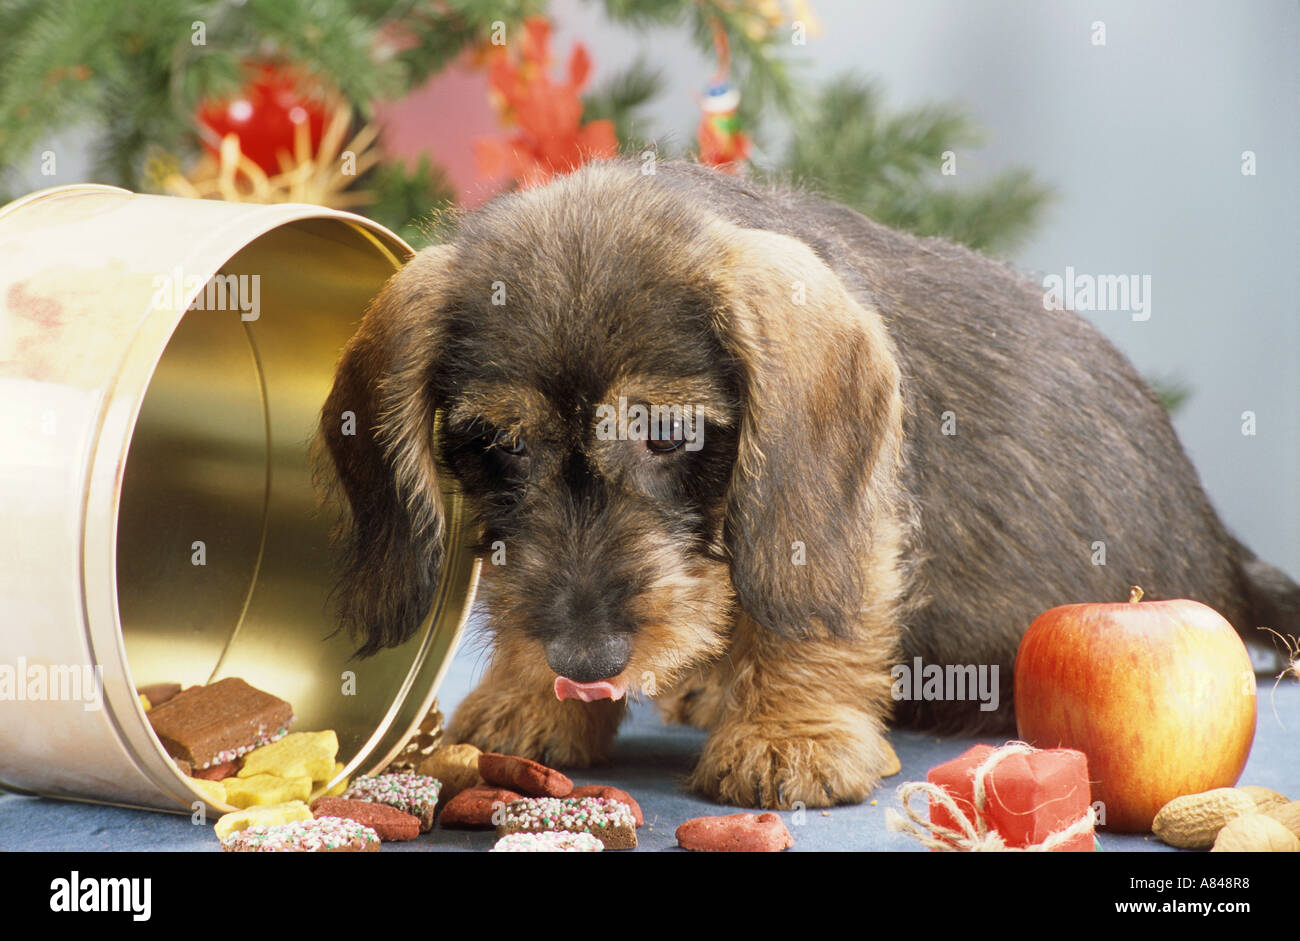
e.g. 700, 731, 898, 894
927, 743, 1095, 851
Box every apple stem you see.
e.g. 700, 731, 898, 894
1129, 586, 1144, 604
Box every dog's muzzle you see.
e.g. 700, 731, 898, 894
546, 634, 630, 702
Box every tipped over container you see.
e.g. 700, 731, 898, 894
0, 185, 478, 814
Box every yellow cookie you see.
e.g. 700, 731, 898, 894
237, 731, 337, 781
214, 800, 313, 841
223, 773, 313, 808
187, 777, 227, 806
300, 730, 339, 759
309, 762, 349, 801
418, 744, 483, 801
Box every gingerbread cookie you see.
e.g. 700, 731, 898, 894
478, 753, 572, 798
676, 813, 794, 852
190, 758, 240, 781
439, 785, 523, 829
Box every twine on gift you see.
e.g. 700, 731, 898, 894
884, 741, 1096, 852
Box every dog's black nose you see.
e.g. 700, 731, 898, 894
545, 633, 631, 682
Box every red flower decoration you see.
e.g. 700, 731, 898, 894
475, 17, 618, 188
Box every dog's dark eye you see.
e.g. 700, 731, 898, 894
647, 421, 686, 454
492, 429, 526, 456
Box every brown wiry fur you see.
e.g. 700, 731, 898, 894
315, 158, 1299, 809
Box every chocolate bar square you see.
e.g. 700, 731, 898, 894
147, 677, 294, 770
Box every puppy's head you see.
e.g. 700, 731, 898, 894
317, 162, 903, 700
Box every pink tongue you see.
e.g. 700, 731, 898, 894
554, 676, 627, 702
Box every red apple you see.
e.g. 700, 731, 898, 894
1014, 587, 1256, 832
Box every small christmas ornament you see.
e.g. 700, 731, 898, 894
696, 20, 751, 172
697, 79, 751, 171
196, 62, 330, 176
156, 98, 381, 209
474, 16, 617, 189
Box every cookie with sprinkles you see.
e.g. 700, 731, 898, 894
497, 796, 637, 850
342, 773, 441, 831
221, 816, 380, 852
491, 831, 605, 852
569, 785, 643, 826
311, 797, 421, 842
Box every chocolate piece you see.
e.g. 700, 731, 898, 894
146, 677, 293, 770
137, 682, 182, 708
569, 785, 643, 827
497, 797, 637, 850
676, 813, 794, 852
439, 785, 523, 829
311, 797, 420, 842
220, 817, 380, 852
478, 753, 572, 797
341, 773, 440, 832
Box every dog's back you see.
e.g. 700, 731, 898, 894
652, 161, 1298, 732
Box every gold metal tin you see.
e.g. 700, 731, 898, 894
0, 185, 478, 815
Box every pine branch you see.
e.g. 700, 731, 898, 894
594, 0, 801, 120
386, 0, 542, 89
0, 0, 530, 190
0, 0, 128, 180
770, 74, 1052, 256
696, 4, 801, 118
1146, 374, 1193, 414
362, 153, 457, 249
595, 0, 689, 26
240, 0, 409, 109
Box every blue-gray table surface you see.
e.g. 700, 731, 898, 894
3, 637, 1296, 852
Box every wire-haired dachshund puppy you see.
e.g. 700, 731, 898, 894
316, 158, 1298, 809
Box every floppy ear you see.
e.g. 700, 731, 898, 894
314, 245, 457, 657
707, 224, 905, 639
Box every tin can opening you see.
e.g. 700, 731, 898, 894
114, 219, 474, 808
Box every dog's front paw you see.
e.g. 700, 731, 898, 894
688, 719, 895, 809
446, 682, 623, 769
